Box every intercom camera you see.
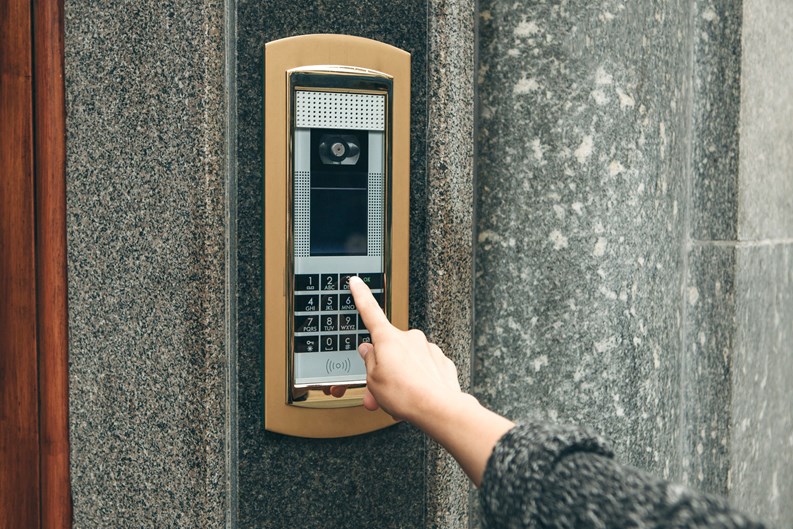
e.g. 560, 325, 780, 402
263, 35, 410, 438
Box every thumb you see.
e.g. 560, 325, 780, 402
358, 341, 376, 372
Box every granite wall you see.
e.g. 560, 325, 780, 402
64, 0, 790, 527
66, 0, 475, 527
65, 1, 227, 526
474, 2, 793, 528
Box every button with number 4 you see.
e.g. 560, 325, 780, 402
295, 295, 318, 312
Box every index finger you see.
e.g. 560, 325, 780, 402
349, 276, 392, 340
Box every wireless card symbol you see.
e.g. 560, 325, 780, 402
326, 358, 351, 374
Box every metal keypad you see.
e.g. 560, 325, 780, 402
293, 272, 383, 355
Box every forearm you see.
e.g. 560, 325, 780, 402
539, 452, 766, 529
410, 393, 514, 487
480, 421, 767, 529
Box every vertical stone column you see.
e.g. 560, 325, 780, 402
234, 0, 475, 526
476, 0, 691, 482
425, 1, 476, 527
475, 1, 793, 527
66, 1, 227, 526
729, 1, 793, 524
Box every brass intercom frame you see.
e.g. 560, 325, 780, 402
263, 35, 410, 438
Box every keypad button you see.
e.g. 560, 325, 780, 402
339, 293, 356, 311
357, 314, 367, 331
295, 314, 319, 333
321, 335, 338, 352
321, 294, 338, 311
340, 273, 356, 290
358, 273, 383, 289
321, 315, 338, 332
373, 292, 384, 308
321, 274, 338, 291
295, 294, 319, 312
339, 334, 356, 351
295, 274, 319, 291
338, 314, 357, 331
357, 333, 372, 346
295, 335, 319, 353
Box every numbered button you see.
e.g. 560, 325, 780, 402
339, 314, 357, 331
321, 335, 338, 352
340, 273, 356, 290
295, 295, 319, 312
321, 315, 338, 332
340, 334, 356, 351
339, 293, 356, 311
357, 333, 372, 346
321, 294, 338, 311
358, 273, 383, 289
294, 315, 319, 333
321, 274, 338, 291
295, 274, 319, 291
295, 336, 319, 353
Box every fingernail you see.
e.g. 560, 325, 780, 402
349, 276, 363, 285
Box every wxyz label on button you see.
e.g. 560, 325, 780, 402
326, 358, 351, 374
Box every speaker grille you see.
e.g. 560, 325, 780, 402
295, 91, 385, 131
368, 172, 383, 257
294, 171, 310, 256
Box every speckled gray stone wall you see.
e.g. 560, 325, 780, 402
235, 1, 475, 528
66, 0, 477, 526
474, 1, 793, 528
730, 246, 793, 525
66, 1, 227, 527
728, 1, 793, 525
235, 3, 429, 527
475, 0, 690, 479
738, 0, 793, 241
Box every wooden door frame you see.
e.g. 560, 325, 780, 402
1, 1, 71, 527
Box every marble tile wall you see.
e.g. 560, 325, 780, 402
475, 0, 690, 478
474, 2, 793, 528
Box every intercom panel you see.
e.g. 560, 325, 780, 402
263, 35, 410, 438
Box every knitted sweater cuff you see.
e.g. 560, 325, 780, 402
480, 421, 614, 529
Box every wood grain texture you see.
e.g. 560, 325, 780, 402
33, 0, 72, 527
0, 1, 41, 528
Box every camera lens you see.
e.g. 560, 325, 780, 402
330, 141, 347, 158
318, 133, 361, 165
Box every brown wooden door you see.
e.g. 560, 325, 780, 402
0, 1, 71, 527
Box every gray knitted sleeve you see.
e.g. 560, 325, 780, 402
480, 422, 767, 529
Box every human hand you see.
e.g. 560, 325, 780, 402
348, 276, 462, 423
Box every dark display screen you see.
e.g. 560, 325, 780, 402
309, 128, 369, 256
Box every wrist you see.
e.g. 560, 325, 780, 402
408, 390, 480, 433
